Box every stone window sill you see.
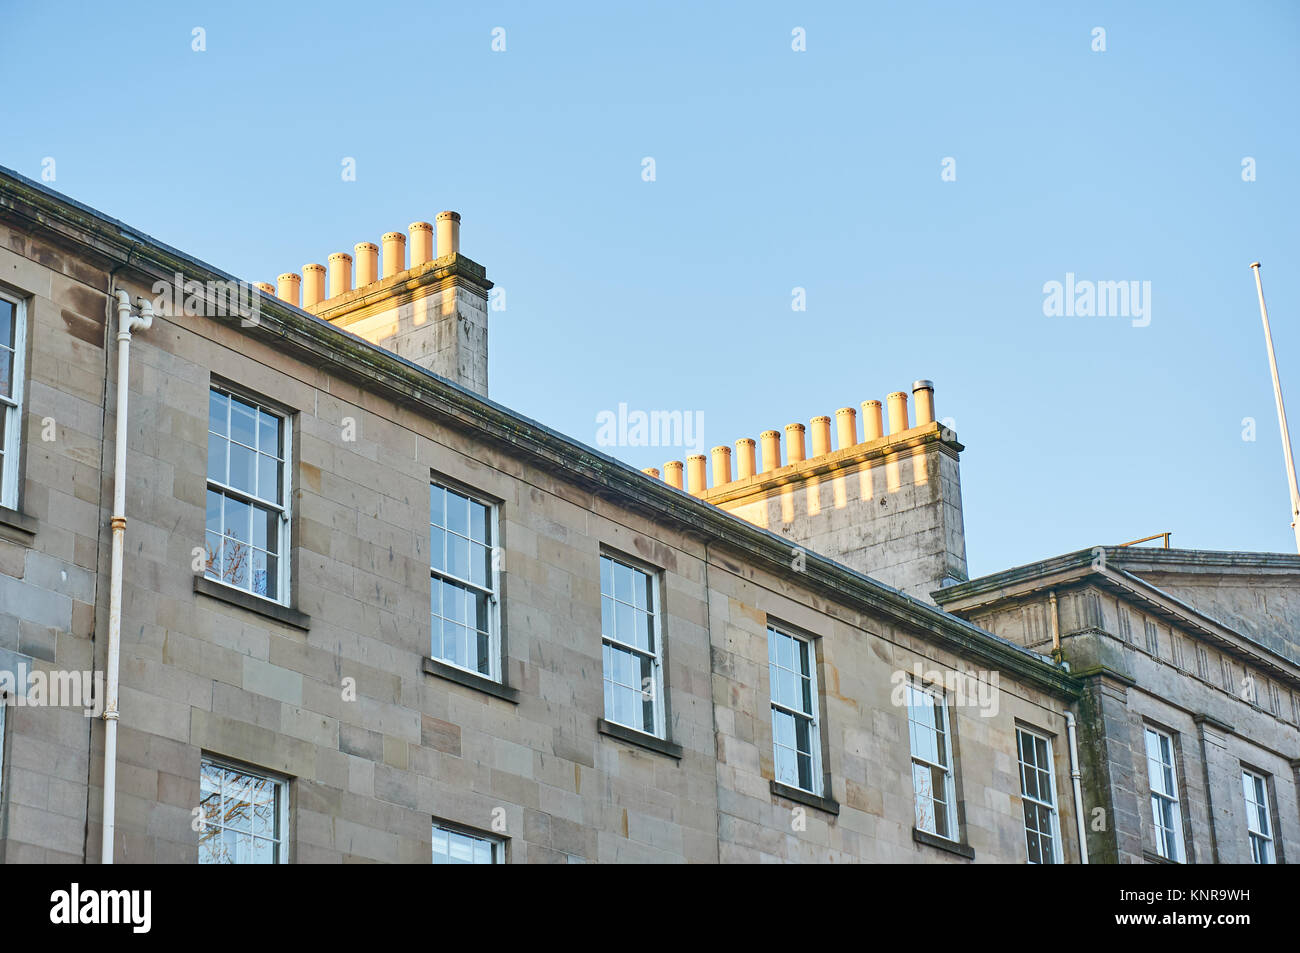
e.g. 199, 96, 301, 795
1142, 849, 1180, 865
423, 656, 520, 703
912, 827, 975, 859
597, 718, 682, 760
0, 505, 37, 543
194, 575, 311, 631
770, 780, 840, 815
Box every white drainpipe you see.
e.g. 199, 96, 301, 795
102, 290, 153, 864
1064, 710, 1089, 864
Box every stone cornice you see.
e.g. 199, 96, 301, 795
309, 254, 492, 325
700, 423, 962, 506
935, 548, 1300, 686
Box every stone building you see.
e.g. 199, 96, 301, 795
0, 164, 1293, 863
937, 546, 1300, 864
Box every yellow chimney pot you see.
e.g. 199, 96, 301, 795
276, 272, 301, 307
835, 406, 857, 449
382, 231, 406, 279
735, 438, 757, 480
302, 263, 326, 308
354, 242, 379, 286
409, 222, 434, 267
436, 211, 461, 258
328, 252, 353, 299
887, 391, 909, 435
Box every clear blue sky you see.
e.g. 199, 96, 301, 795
4, 1, 1299, 576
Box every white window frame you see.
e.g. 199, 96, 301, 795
767, 623, 823, 796
1016, 726, 1062, 864
1144, 726, 1185, 863
0, 289, 27, 510
599, 551, 666, 739
197, 756, 290, 864
431, 820, 504, 864
204, 384, 292, 605
1241, 769, 1275, 864
907, 678, 958, 840
429, 479, 502, 681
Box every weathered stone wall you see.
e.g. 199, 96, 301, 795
0, 232, 105, 862
965, 584, 1300, 865
0, 237, 1073, 863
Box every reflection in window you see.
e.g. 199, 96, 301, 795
908, 681, 956, 840
1242, 770, 1274, 864
432, 823, 502, 864
430, 482, 498, 679
205, 388, 288, 602
600, 554, 664, 737
768, 625, 820, 794
198, 759, 287, 864
0, 293, 28, 509
1017, 727, 1059, 863
1144, 727, 1184, 862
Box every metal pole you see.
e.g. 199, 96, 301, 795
1249, 263, 1300, 554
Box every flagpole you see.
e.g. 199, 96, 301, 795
1249, 262, 1300, 554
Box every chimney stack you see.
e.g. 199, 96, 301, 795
382, 232, 406, 279
273, 210, 491, 396
641, 467, 660, 479
409, 221, 434, 267
254, 282, 276, 298
328, 252, 353, 299
691, 382, 965, 602
436, 211, 461, 258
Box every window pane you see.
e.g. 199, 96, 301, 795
430, 613, 443, 660
222, 537, 249, 587
258, 411, 280, 457
223, 496, 251, 543
204, 532, 221, 579
229, 442, 256, 493
207, 432, 227, 483
230, 397, 257, 447
469, 540, 489, 588
447, 534, 470, 580
429, 484, 445, 529
208, 389, 227, 436
469, 500, 488, 543
446, 490, 468, 537
429, 526, 444, 571
206, 489, 223, 536
257, 453, 279, 502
